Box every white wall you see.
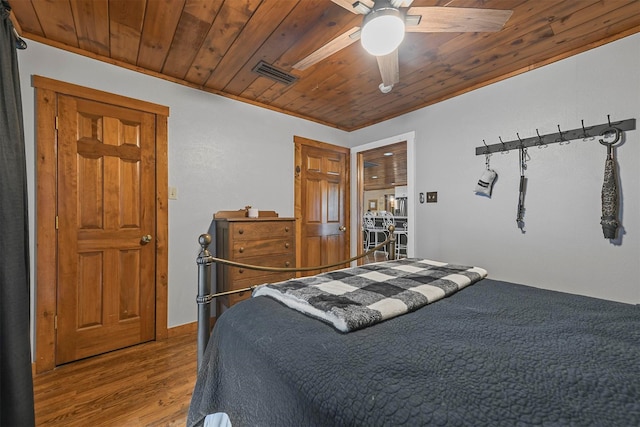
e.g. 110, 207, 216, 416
17, 33, 640, 352
17, 41, 349, 335
349, 34, 640, 304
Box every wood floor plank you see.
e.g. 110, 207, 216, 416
34, 330, 197, 426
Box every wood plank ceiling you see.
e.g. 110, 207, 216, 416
362, 141, 407, 191
9, 0, 640, 131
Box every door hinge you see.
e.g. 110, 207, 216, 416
54, 315, 58, 330
55, 215, 58, 230
55, 116, 59, 130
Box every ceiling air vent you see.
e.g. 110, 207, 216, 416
252, 60, 298, 85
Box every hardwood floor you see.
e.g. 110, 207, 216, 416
32, 250, 396, 426
33, 330, 197, 426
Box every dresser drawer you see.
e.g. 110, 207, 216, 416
229, 221, 294, 241
232, 238, 293, 258
231, 272, 296, 290
229, 254, 294, 281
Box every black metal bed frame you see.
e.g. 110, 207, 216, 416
195, 225, 398, 369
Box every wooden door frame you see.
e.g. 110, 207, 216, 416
351, 132, 416, 261
355, 151, 366, 263
33, 76, 169, 373
293, 136, 350, 269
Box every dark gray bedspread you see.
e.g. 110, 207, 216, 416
187, 279, 640, 426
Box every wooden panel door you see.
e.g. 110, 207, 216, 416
56, 95, 156, 364
295, 136, 350, 276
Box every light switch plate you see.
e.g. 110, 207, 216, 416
426, 191, 438, 203
168, 186, 178, 200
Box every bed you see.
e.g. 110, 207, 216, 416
188, 258, 640, 426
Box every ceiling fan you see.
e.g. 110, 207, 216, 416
293, 0, 513, 93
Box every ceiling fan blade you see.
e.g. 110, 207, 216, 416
376, 49, 400, 87
293, 27, 361, 71
331, 0, 373, 14
406, 7, 513, 33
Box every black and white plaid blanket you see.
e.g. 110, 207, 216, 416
252, 258, 487, 332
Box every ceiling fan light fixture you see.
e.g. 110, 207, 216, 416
361, 5, 405, 56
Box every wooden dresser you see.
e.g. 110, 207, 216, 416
214, 213, 296, 312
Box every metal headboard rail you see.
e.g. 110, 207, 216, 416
195, 225, 398, 369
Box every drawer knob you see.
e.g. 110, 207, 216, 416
285, 261, 290, 267
239, 247, 245, 253
284, 242, 289, 248
284, 227, 289, 232
238, 269, 244, 274
238, 229, 244, 234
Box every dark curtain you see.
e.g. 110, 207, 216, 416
0, 1, 35, 425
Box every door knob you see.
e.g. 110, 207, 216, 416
339, 225, 347, 232
141, 234, 153, 244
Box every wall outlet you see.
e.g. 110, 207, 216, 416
168, 186, 178, 200
426, 191, 438, 203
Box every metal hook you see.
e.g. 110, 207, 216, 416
483, 139, 489, 155
516, 133, 524, 148
581, 120, 588, 138
557, 124, 569, 145
499, 136, 508, 154
535, 129, 547, 148
581, 119, 594, 141
600, 115, 621, 160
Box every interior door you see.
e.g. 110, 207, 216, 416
295, 136, 350, 276
56, 95, 156, 364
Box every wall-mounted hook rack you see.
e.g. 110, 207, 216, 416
475, 118, 636, 156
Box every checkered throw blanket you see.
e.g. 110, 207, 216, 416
252, 258, 487, 332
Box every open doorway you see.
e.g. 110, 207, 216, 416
351, 132, 415, 264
